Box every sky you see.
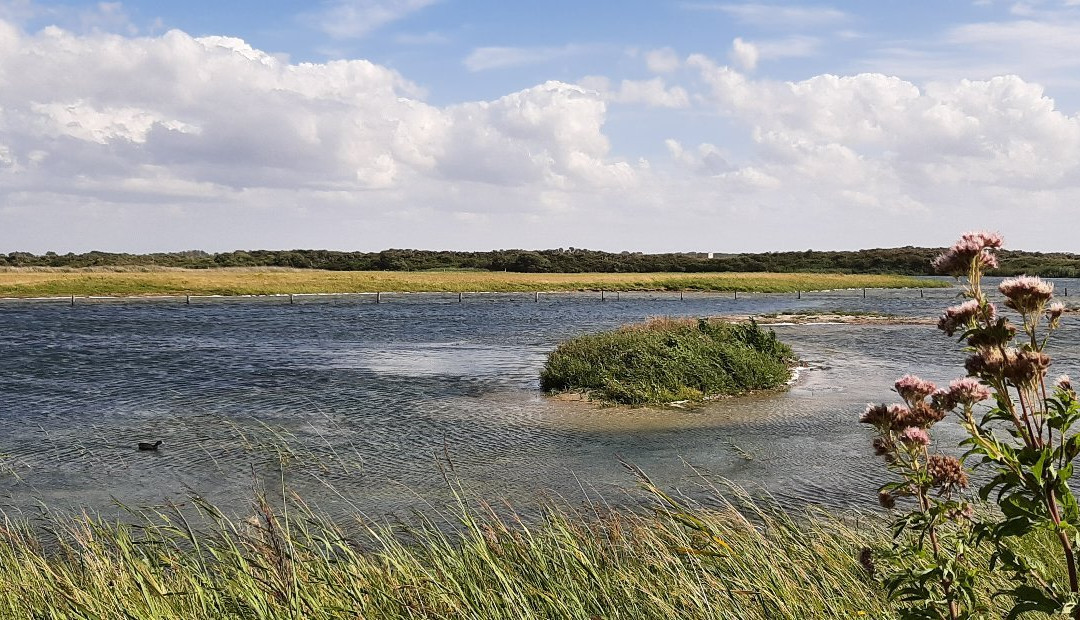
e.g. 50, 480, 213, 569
1, 1, 1080, 253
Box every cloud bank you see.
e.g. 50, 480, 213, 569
1, 20, 1079, 252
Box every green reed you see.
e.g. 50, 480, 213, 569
540, 317, 795, 405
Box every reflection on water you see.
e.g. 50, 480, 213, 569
2, 280, 1080, 518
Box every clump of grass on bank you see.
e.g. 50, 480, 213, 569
540, 318, 795, 405
0, 269, 946, 298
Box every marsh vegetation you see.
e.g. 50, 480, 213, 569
540, 317, 795, 405
0, 269, 941, 298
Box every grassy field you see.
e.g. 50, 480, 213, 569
0, 268, 947, 298
541, 317, 796, 405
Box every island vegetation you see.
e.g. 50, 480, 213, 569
3, 245, 1080, 275
0, 270, 941, 298
540, 317, 795, 405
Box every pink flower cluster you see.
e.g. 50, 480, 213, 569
895, 374, 937, 404
999, 275, 1054, 314
861, 400, 946, 431
899, 426, 930, 446
946, 377, 992, 407
937, 300, 995, 337
1057, 374, 1074, 393
1047, 302, 1066, 328
931, 231, 1003, 276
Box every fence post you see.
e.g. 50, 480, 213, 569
680, 290, 684, 301
601, 289, 605, 302
797, 290, 801, 300
616, 291, 620, 301
376, 292, 381, 304
862, 288, 866, 299
920, 289, 924, 298
186, 295, 191, 305
534, 291, 539, 303
459, 292, 463, 303
70, 295, 75, 307
734, 290, 737, 300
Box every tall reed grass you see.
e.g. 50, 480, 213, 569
0, 474, 902, 620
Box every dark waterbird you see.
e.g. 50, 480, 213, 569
138, 440, 163, 451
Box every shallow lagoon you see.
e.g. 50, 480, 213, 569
3, 281, 1079, 519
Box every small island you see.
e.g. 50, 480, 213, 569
540, 317, 796, 405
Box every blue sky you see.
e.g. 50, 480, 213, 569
2, 1, 1080, 252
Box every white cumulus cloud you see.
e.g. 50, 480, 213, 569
579, 76, 690, 108
730, 37, 758, 71
0, 21, 644, 251
2, 18, 1080, 253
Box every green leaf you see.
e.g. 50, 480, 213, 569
1005, 585, 1063, 619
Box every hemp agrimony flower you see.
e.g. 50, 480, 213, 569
862, 231, 1080, 620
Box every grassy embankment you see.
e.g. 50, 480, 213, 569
541, 317, 796, 405
0, 268, 946, 298
0, 480, 1056, 619
0, 483, 893, 619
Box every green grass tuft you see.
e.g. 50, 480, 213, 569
540, 317, 796, 405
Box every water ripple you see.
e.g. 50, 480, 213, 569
3, 279, 1080, 518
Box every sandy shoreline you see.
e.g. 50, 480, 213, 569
714, 313, 936, 326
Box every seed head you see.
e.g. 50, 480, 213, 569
938, 300, 994, 336
965, 348, 1006, 379
946, 503, 975, 521
1002, 350, 1051, 386
878, 490, 896, 509
931, 388, 957, 413
1055, 374, 1077, 401
964, 318, 1016, 349
1057, 374, 1073, 393
947, 377, 992, 407
860, 403, 890, 428
999, 275, 1054, 314
927, 455, 968, 492
871, 436, 893, 457
1047, 302, 1066, 328
909, 401, 947, 428
858, 547, 876, 576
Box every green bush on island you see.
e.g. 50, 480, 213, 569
540, 317, 795, 405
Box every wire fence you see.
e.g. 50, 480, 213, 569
4, 276, 1078, 307
0, 286, 986, 307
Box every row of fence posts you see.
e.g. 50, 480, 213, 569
57, 286, 1070, 306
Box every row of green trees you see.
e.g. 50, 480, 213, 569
4, 246, 1080, 276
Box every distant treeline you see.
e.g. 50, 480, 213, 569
3, 247, 1080, 276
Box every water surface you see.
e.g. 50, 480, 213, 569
3, 282, 1079, 519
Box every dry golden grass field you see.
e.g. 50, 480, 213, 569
0, 268, 946, 298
